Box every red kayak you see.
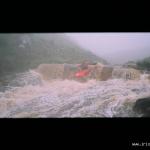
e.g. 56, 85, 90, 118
75, 69, 90, 78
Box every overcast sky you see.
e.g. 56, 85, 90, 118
66, 33, 150, 64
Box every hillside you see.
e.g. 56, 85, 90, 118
136, 56, 150, 71
0, 34, 107, 76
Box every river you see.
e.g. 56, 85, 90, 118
0, 69, 150, 118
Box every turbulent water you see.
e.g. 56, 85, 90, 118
0, 69, 150, 118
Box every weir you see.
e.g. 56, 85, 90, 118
112, 67, 141, 80
35, 63, 142, 81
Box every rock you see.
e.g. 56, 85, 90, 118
35, 64, 64, 80
86, 65, 99, 79
133, 97, 150, 117
100, 66, 113, 81
112, 68, 141, 80
63, 64, 78, 79
88, 63, 104, 80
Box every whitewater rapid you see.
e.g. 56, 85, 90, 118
0, 70, 150, 118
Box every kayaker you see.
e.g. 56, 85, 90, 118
75, 61, 92, 80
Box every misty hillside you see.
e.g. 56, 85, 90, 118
0, 34, 107, 76
136, 56, 150, 71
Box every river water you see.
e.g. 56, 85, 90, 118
0, 69, 150, 118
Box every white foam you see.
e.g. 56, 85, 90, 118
0, 70, 150, 117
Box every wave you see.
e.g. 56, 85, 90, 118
0, 68, 150, 118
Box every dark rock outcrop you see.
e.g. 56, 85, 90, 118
133, 97, 150, 117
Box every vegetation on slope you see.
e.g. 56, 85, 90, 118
0, 34, 107, 76
136, 57, 150, 71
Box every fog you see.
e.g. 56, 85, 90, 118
66, 33, 150, 64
